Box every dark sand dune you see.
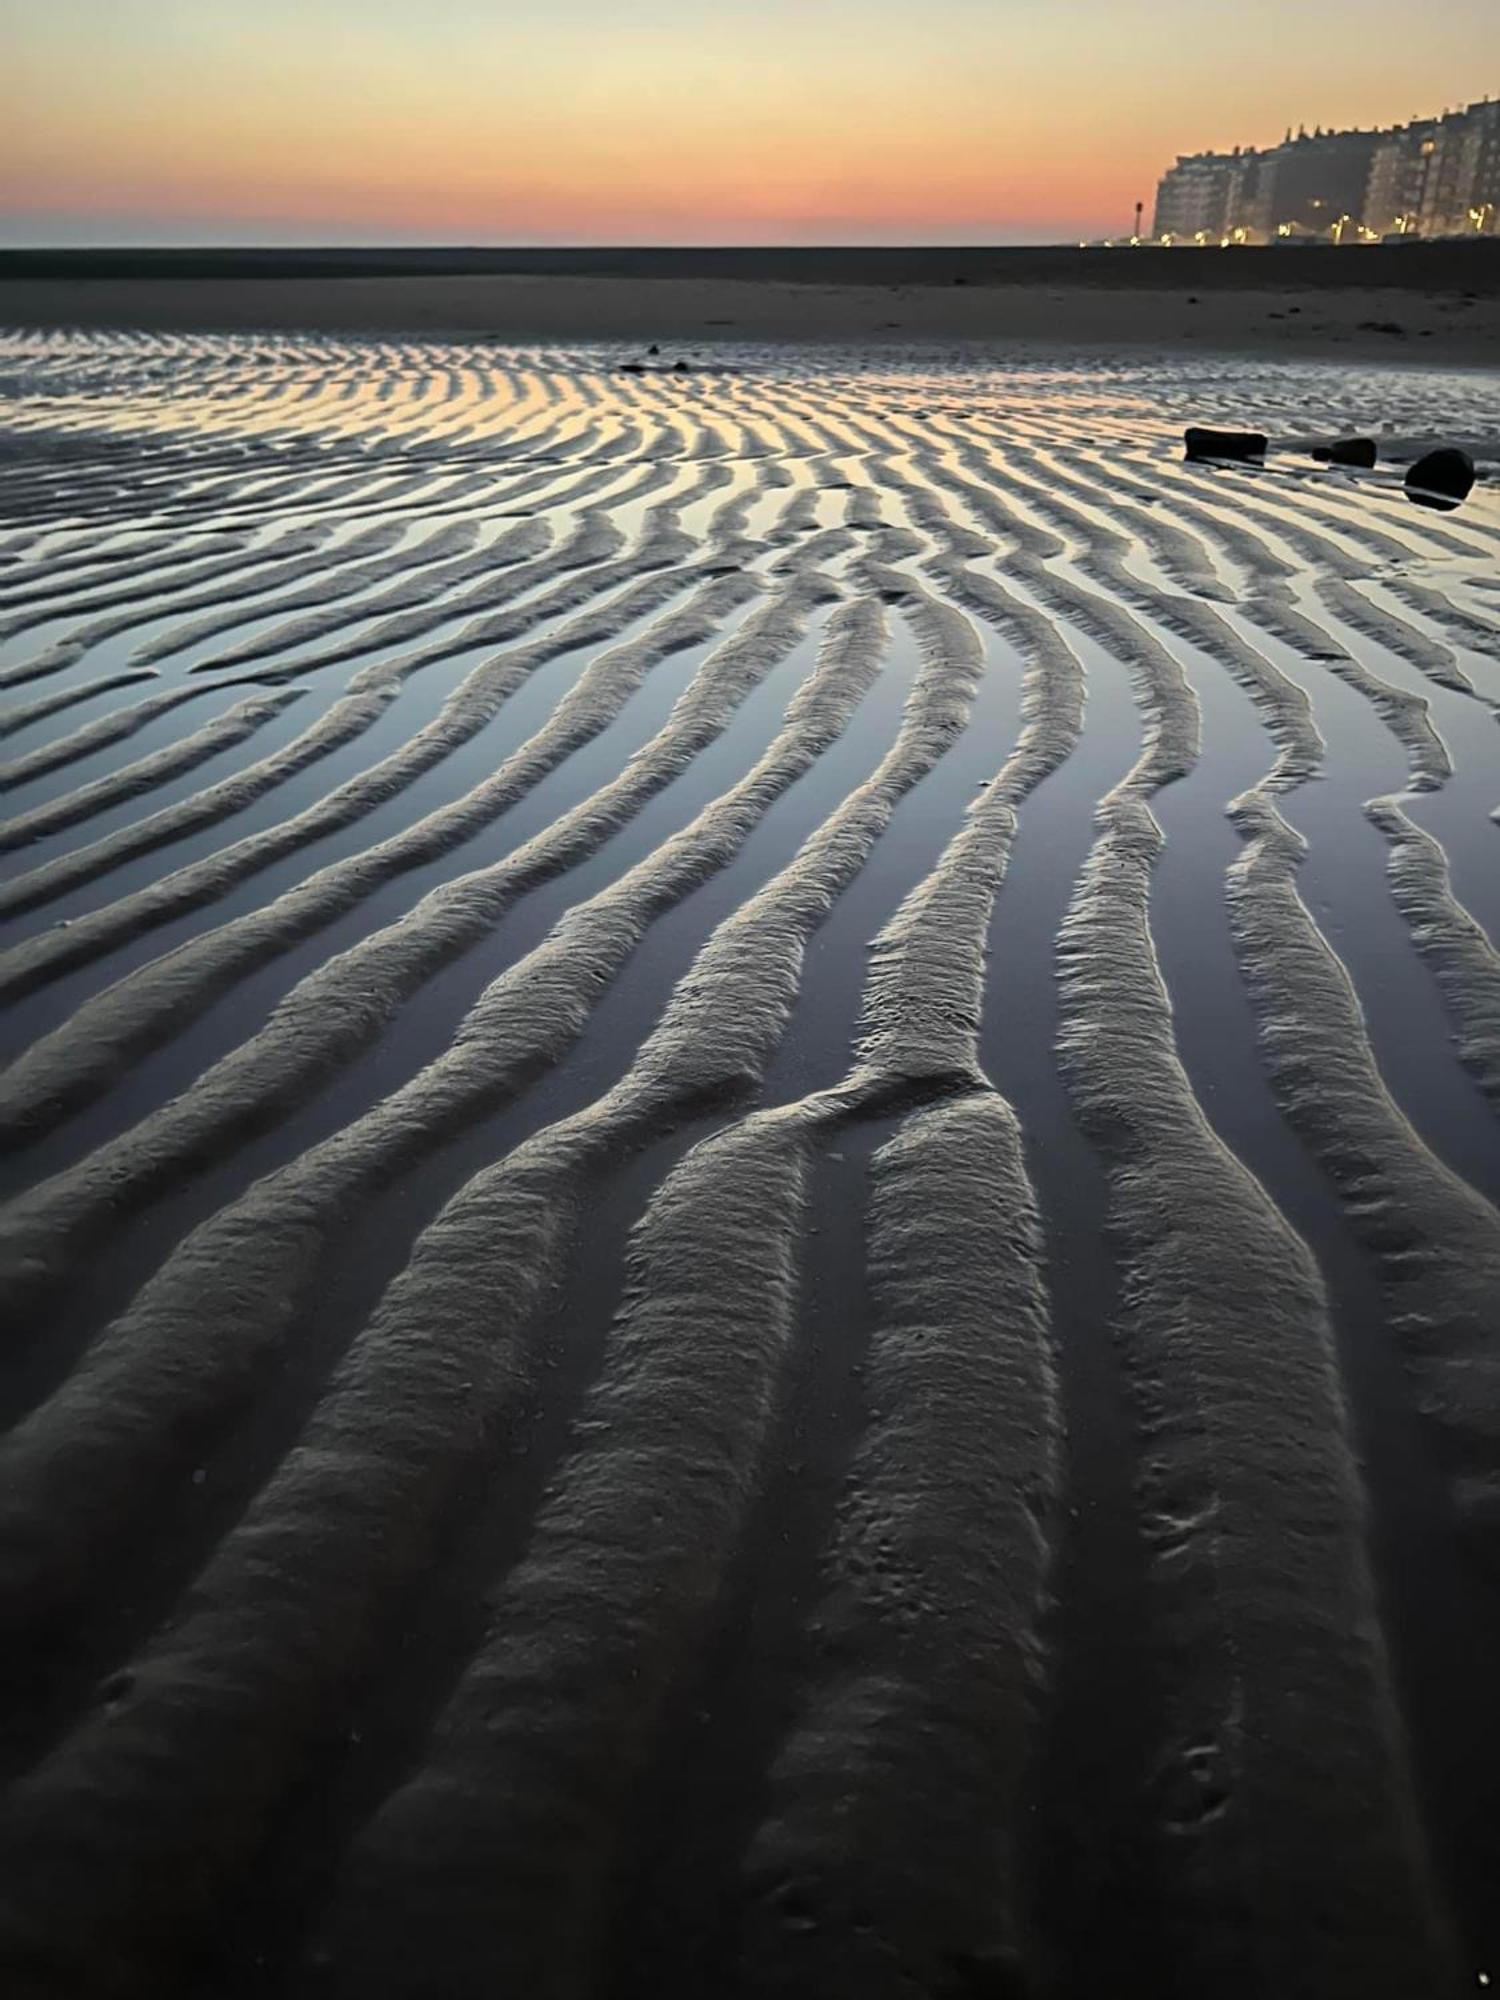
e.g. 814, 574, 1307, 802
1, 330, 1498, 2000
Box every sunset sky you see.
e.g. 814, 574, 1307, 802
1, 1, 1493, 245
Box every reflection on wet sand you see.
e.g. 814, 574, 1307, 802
1, 331, 1498, 1999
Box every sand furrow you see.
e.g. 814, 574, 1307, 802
123, 517, 454, 666
1227, 793, 1500, 1525
961, 438, 1442, 788
187, 504, 640, 686
0, 592, 911, 1986
0, 332, 1495, 1996
1, 667, 161, 735
0, 689, 304, 855
0, 559, 1005, 1982
0, 533, 184, 611
319, 574, 1072, 1992
1365, 796, 1500, 1109
0, 536, 251, 650
1055, 792, 1451, 1994
0, 575, 844, 1367
0, 512, 697, 1030
1, 523, 337, 680
741, 1094, 1055, 1998
1015, 442, 1467, 772
317, 1107, 817, 1999
0, 563, 730, 1094
197, 472, 679, 679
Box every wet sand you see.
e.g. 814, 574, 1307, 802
1, 329, 1498, 1998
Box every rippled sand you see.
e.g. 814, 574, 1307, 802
1, 332, 1498, 1999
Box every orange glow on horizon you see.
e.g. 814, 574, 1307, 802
2, 1, 1493, 244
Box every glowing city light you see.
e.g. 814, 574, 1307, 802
1150, 96, 1498, 246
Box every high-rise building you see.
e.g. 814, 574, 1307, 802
1418, 98, 1500, 234
1469, 99, 1500, 232
1150, 95, 1500, 243
1152, 145, 1262, 242
1364, 121, 1439, 236
1152, 152, 1235, 240
1259, 125, 1381, 238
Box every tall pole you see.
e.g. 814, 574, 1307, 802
1134, 199, 1144, 241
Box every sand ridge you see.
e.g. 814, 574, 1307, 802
1, 330, 1498, 1997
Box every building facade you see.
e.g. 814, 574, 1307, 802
1151, 95, 1499, 243
1152, 146, 1264, 242
1258, 126, 1381, 237
1364, 121, 1439, 236
1417, 97, 1500, 233
1152, 152, 1234, 240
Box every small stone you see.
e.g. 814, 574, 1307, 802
1184, 427, 1267, 463
1405, 446, 1475, 512
1311, 437, 1378, 469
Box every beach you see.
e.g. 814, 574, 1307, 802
3, 243, 1499, 363
1, 324, 1498, 1997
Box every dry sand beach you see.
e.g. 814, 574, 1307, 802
0, 315, 1498, 1998
4, 243, 1500, 363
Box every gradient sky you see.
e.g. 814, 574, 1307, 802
2, 1, 1494, 245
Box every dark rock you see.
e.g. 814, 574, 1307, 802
939, 1945, 1028, 1997
647, 342, 660, 355
1405, 446, 1475, 512
1311, 436, 1378, 468
671, 359, 692, 372
1184, 427, 1267, 463
1359, 319, 1406, 336
618, 361, 646, 374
